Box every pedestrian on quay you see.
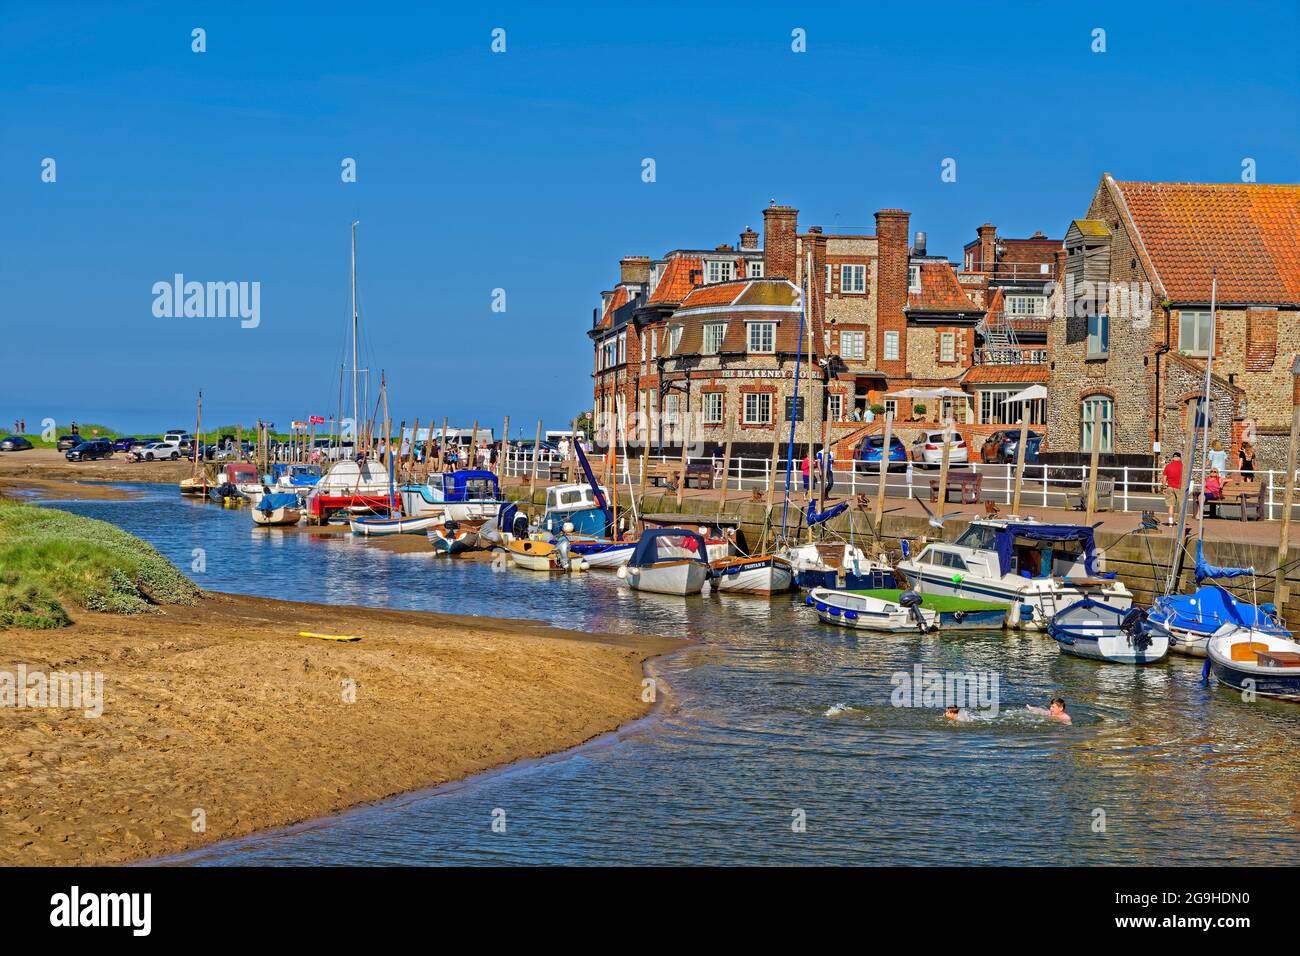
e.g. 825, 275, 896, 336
20, 419, 25, 434
1208, 439, 1229, 476
800, 454, 811, 494
1239, 440, 1256, 479
1162, 452, 1183, 526
823, 451, 835, 497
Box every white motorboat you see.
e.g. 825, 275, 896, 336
1206, 629, 1300, 701
1048, 599, 1167, 664
250, 492, 302, 527
806, 587, 936, 632
349, 514, 441, 536
618, 528, 711, 596
569, 536, 639, 570
896, 518, 1132, 630
399, 470, 506, 522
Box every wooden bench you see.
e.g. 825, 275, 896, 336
646, 461, 714, 490
929, 472, 982, 504
1190, 477, 1268, 521
1066, 478, 1115, 512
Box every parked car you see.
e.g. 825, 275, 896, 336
979, 428, 1042, 465
65, 438, 113, 462
165, 431, 195, 446
56, 434, 83, 451
112, 436, 142, 452
910, 430, 969, 469
0, 435, 34, 451
854, 434, 908, 472
138, 441, 181, 461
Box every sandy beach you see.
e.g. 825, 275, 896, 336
0, 592, 679, 865
0, 448, 187, 486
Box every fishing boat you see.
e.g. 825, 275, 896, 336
783, 540, 897, 591
206, 462, 265, 502
1146, 544, 1289, 657
400, 470, 505, 523
851, 588, 1006, 630
1206, 630, 1300, 701
710, 554, 794, 595
251, 492, 302, 527
428, 520, 485, 555
806, 587, 936, 633
505, 536, 587, 572
349, 513, 440, 536
896, 518, 1132, 630
1048, 599, 1166, 664
618, 528, 711, 596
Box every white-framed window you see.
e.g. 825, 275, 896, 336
703, 322, 726, 354
666, 325, 682, 356
743, 392, 772, 424
1006, 294, 1046, 316
649, 329, 657, 361
940, 332, 956, 363
884, 399, 898, 418
703, 392, 723, 425
883, 331, 900, 361
840, 264, 865, 294
1179, 310, 1213, 355
1087, 313, 1109, 357
1030, 349, 1048, 363
747, 321, 776, 354
706, 259, 733, 284
908, 264, 922, 292
617, 331, 626, 364
1081, 396, 1113, 452
747, 260, 763, 278
824, 264, 832, 293
840, 330, 865, 360
663, 394, 679, 426
979, 390, 1008, 425
828, 394, 843, 422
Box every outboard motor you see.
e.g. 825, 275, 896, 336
899, 590, 932, 633
511, 513, 530, 540
1121, 606, 1150, 651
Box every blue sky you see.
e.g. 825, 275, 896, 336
2, 0, 1297, 435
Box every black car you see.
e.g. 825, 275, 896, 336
56, 434, 84, 451
65, 438, 113, 462
0, 435, 33, 452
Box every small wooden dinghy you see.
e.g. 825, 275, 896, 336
251, 492, 302, 527
1049, 599, 1165, 664
505, 538, 587, 572
807, 587, 936, 633
710, 554, 793, 595
349, 513, 440, 536
429, 520, 485, 555
1206, 630, 1300, 701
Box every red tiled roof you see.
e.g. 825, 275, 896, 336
1113, 180, 1300, 305
597, 286, 629, 329
647, 256, 703, 305
678, 280, 750, 309
907, 262, 982, 313
962, 364, 1049, 385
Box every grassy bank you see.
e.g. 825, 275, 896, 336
0, 500, 199, 628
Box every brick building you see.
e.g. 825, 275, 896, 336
1045, 174, 1300, 470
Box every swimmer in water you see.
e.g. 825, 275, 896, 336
1026, 696, 1072, 725
944, 705, 973, 722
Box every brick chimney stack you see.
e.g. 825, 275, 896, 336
619, 255, 651, 285
739, 227, 759, 250
875, 208, 911, 376
763, 203, 798, 280
977, 223, 998, 272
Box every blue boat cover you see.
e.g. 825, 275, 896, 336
993, 523, 1101, 578
807, 501, 849, 526
1193, 540, 1254, 582
441, 470, 499, 501
255, 492, 300, 512
1152, 583, 1289, 636
627, 528, 709, 568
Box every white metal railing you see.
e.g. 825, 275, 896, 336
491, 448, 1300, 520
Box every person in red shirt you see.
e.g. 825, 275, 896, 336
1162, 452, 1183, 525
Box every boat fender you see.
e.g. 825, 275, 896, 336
616, 566, 627, 579
805, 595, 815, 606
829, 607, 841, 616
844, 610, 858, 620
1020, 603, 1035, 622
815, 602, 827, 612
1201, 655, 1212, 684
952, 609, 966, 623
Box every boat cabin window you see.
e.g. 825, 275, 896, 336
927, 550, 968, 571
954, 525, 998, 551
1010, 538, 1085, 578
463, 479, 496, 499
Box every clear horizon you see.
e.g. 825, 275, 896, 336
3, 1, 1297, 434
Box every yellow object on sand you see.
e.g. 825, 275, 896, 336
298, 631, 362, 643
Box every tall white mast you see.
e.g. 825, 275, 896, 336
351, 220, 360, 442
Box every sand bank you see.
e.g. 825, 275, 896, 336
0, 592, 679, 865
0, 448, 187, 486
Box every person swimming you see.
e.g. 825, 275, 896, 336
944, 705, 974, 722
1026, 696, 1072, 725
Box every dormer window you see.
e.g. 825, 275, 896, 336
1006, 294, 1045, 316
703, 323, 726, 355
706, 260, 733, 284
908, 265, 922, 292
748, 260, 764, 278
666, 325, 683, 355
746, 321, 776, 354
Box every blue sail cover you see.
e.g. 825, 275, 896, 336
993, 523, 1101, 577
1193, 540, 1254, 582
256, 492, 300, 512
1152, 583, 1288, 636
807, 501, 849, 526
